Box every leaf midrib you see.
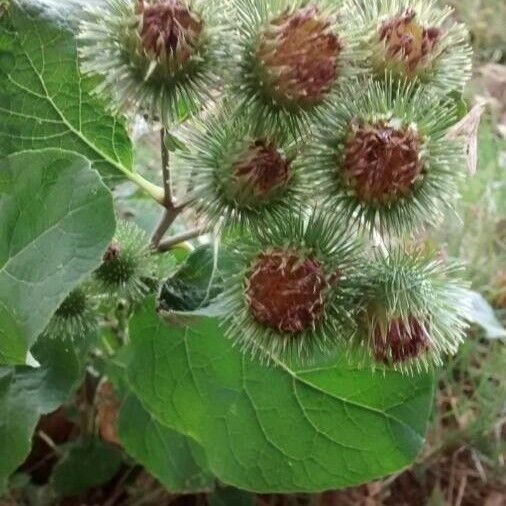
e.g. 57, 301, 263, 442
7, 20, 130, 177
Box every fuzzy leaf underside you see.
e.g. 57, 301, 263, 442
0, 1, 133, 183
0, 336, 82, 492
117, 395, 215, 493
128, 299, 435, 493
0, 149, 115, 363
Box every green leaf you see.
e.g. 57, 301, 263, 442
0, 149, 115, 364
158, 245, 224, 313
0, 1, 133, 183
0, 336, 82, 492
51, 437, 122, 496
127, 300, 435, 493
117, 395, 214, 493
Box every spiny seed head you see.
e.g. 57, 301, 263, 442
355, 248, 472, 373
55, 289, 88, 319
79, 0, 224, 124
220, 209, 362, 363
136, 0, 204, 68
306, 79, 465, 234
245, 249, 327, 334
375, 8, 441, 77
224, 140, 291, 206
372, 316, 430, 364
256, 6, 342, 108
96, 242, 136, 286
344, 0, 472, 94
43, 288, 97, 341
232, 0, 362, 136
342, 119, 424, 204
177, 104, 305, 230
94, 221, 156, 302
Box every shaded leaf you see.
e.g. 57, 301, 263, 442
128, 300, 435, 493
118, 395, 214, 493
51, 437, 122, 496
0, 336, 83, 492
0, 149, 115, 363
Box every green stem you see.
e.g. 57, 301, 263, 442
126, 171, 165, 205
157, 225, 209, 252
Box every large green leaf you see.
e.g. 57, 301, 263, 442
0, 1, 133, 183
0, 335, 82, 492
118, 395, 214, 493
127, 301, 435, 492
0, 149, 115, 363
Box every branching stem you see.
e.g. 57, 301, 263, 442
157, 226, 209, 252
150, 127, 185, 247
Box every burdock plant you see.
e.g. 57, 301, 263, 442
0, 0, 484, 495
74, 0, 475, 370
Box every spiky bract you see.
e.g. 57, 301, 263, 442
229, 0, 365, 135
94, 220, 156, 301
176, 105, 306, 230
220, 209, 363, 363
356, 248, 471, 372
344, 0, 472, 94
304, 79, 465, 235
43, 288, 97, 341
79, 0, 226, 124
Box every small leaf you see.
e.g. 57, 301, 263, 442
465, 289, 506, 339
0, 1, 134, 183
0, 336, 82, 492
128, 299, 435, 493
117, 395, 214, 493
0, 149, 115, 363
158, 245, 225, 314
51, 437, 122, 496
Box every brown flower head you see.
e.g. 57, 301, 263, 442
256, 5, 342, 107
373, 316, 430, 364
377, 8, 441, 75
245, 249, 327, 334
224, 140, 291, 206
137, 0, 204, 67
342, 119, 424, 204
